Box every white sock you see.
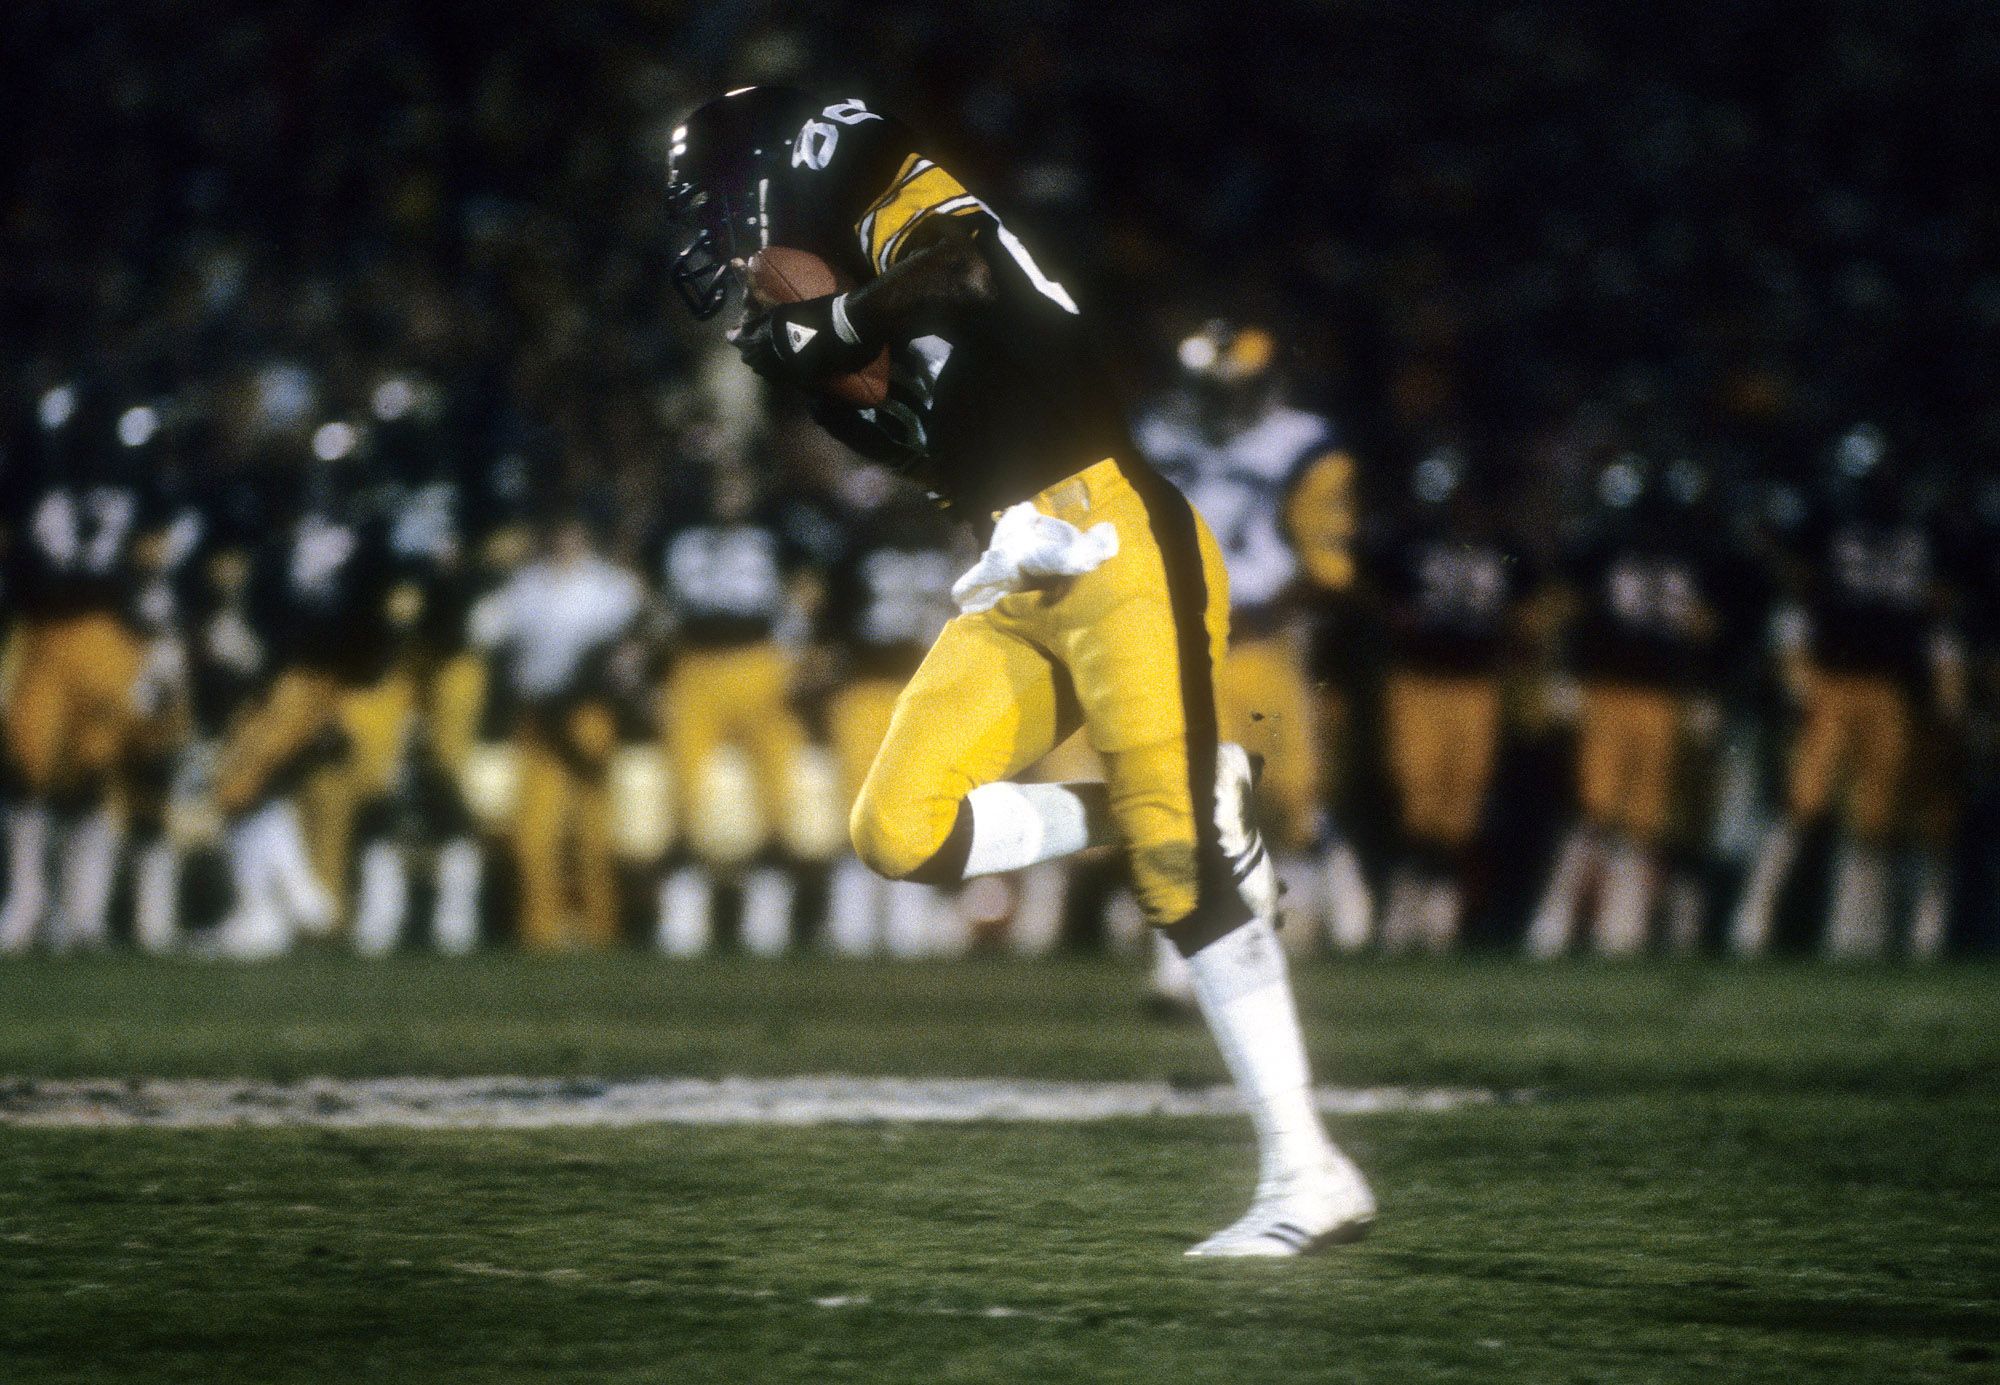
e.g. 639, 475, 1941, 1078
0, 804, 52, 951
132, 836, 181, 954
1825, 842, 1889, 959
1149, 929, 1195, 1004
1184, 916, 1336, 1185
1730, 822, 1797, 956
1321, 840, 1374, 953
1101, 887, 1148, 956
1526, 826, 1595, 959
221, 812, 291, 955
823, 855, 881, 956
1421, 878, 1462, 954
656, 866, 712, 956
432, 838, 482, 956
882, 879, 940, 958
962, 781, 1110, 877
1379, 868, 1424, 954
253, 800, 336, 935
738, 867, 794, 957
55, 806, 120, 952
352, 840, 408, 957
1009, 862, 1068, 955
1592, 839, 1652, 957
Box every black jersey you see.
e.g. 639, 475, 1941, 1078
772, 100, 1134, 518
1363, 522, 1530, 676
1792, 512, 1944, 685
252, 507, 402, 686
2, 461, 166, 624
822, 505, 963, 680
1564, 531, 1723, 690
655, 493, 837, 650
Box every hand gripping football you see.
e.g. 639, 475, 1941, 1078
745, 246, 891, 408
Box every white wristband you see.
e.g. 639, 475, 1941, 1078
829, 292, 862, 346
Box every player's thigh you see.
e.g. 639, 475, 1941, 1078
828, 679, 902, 808
850, 614, 1065, 877
1575, 687, 1626, 828
660, 656, 726, 804
1222, 638, 1320, 845
731, 646, 806, 801
215, 669, 342, 815
341, 672, 416, 801
61, 617, 145, 787
1438, 679, 1500, 844
1785, 675, 1848, 820
2, 624, 69, 793
1621, 690, 1681, 843
1847, 681, 1912, 841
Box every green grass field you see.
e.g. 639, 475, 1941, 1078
3, 955, 1997, 1383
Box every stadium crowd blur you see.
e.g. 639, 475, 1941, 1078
3, 0, 1997, 961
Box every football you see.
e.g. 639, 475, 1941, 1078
745, 246, 892, 408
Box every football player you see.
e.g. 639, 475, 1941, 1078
470, 508, 645, 950
665, 86, 1374, 1254
1136, 319, 1373, 994
1358, 447, 1533, 952
0, 382, 178, 953
346, 476, 488, 958
203, 455, 402, 959
651, 458, 831, 956
1730, 426, 1960, 957
817, 471, 966, 957
1525, 457, 1727, 956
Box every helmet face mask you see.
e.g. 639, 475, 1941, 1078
664, 86, 817, 320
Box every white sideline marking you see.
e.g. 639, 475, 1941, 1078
0, 1076, 1506, 1129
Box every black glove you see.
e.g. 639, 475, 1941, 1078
730, 294, 877, 386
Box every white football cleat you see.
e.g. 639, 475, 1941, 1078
1214, 743, 1277, 924
1185, 1153, 1378, 1258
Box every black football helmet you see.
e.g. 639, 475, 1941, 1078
664, 86, 822, 320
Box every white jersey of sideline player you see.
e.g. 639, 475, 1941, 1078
1136, 400, 1336, 627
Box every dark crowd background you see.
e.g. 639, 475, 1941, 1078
3, 0, 1998, 951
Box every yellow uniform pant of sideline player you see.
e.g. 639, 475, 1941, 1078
1576, 682, 1682, 844
851, 458, 1232, 931
3, 613, 145, 796
659, 643, 805, 855
1786, 669, 1912, 842
511, 702, 620, 950
1382, 670, 1500, 850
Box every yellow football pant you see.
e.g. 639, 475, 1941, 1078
1215, 634, 1323, 849
1576, 682, 1681, 844
2, 613, 145, 797
1787, 669, 1911, 842
511, 702, 620, 949
658, 643, 805, 855
214, 668, 344, 817
1382, 670, 1500, 850
828, 677, 905, 810
851, 458, 1233, 932
297, 669, 418, 913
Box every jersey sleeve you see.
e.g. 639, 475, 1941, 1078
854, 152, 991, 275
1282, 447, 1361, 592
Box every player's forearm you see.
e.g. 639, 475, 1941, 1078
841, 221, 995, 344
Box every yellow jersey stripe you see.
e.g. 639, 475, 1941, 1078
857, 159, 984, 272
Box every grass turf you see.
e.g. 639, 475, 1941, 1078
2, 955, 1997, 1382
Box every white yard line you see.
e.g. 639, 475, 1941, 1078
0, 1075, 1512, 1129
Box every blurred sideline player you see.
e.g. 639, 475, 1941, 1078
203, 457, 400, 959
651, 460, 825, 956
1526, 457, 1725, 957
817, 470, 965, 957
1359, 448, 1532, 952
0, 383, 179, 951
667, 86, 1374, 1255
471, 509, 644, 950
1730, 426, 1961, 958
1136, 319, 1372, 1003
344, 479, 487, 957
